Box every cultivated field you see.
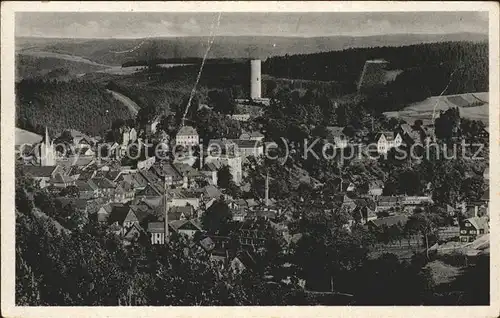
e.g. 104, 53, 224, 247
384, 92, 489, 126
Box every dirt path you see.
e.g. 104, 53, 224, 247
107, 89, 140, 117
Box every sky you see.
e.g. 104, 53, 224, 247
16, 12, 488, 38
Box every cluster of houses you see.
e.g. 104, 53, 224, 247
322, 122, 438, 154
16, 115, 490, 272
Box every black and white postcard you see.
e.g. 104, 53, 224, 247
1, 2, 499, 318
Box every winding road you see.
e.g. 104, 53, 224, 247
107, 89, 140, 117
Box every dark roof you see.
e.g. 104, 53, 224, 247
54, 197, 88, 210
173, 163, 201, 177
203, 161, 223, 172
90, 177, 116, 189
466, 216, 489, 230
22, 165, 58, 178
369, 215, 409, 228
139, 169, 162, 186
107, 204, 131, 225
130, 205, 153, 223
107, 170, 122, 182
151, 163, 182, 179
137, 184, 162, 197
375, 131, 395, 142
199, 237, 216, 252
78, 169, 97, 181
169, 205, 194, 220
169, 219, 202, 232
75, 180, 96, 192
51, 172, 74, 183
325, 126, 346, 138
148, 222, 165, 233
166, 188, 199, 199
194, 185, 223, 199
115, 180, 133, 193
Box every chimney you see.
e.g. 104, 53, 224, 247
164, 179, 169, 244
474, 206, 479, 218
265, 171, 269, 206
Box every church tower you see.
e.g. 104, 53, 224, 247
40, 127, 55, 166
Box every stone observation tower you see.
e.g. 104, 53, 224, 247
250, 59, 262, 99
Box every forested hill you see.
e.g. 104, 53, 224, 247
16, 80, 133, 136
17, 33, 487, 66
263, 41, 488, 95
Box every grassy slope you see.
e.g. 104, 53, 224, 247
16, 54, 108, 81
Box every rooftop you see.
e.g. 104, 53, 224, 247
177, 125, 198, 136
22, 165, 58, 178
369, 215, 409, 228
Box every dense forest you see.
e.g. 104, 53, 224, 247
264, 41, 488, 97
16, 79, 133, 136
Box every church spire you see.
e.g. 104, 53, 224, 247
45, 127, 50, 145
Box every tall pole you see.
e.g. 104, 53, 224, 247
265, 171, 270, 207
164, 178, 169, 244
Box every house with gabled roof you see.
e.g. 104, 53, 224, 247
75, 179, 99, 199
54, 197, 89, 217
374, 131, 403, 154
166, 188, 201, 209
123, 222, 146, 244
90, 177, 116, 197
201, 161, 224, 185
173, 162, 203, 187
168, 205, 194, 221
367, 215, 409, 232
460, 216, 489, 243
50, 172, 76, 188
325, 126, 349, 148
136, 183, 163, 198
351, 198, 377, 224
376, 196, 401, 211
22, 165, 62, 188
169, 219, 202, 238
150, 162, 185, 188
147, 219, 202, 244
114, 180, 135, 203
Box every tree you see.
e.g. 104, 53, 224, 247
460, 175, 485, 202
434, 108, 461, 142
407, 210, 440, 259
201, 198, 232, 234
208, 90, 236, 115
217, 166, 233, 189
59, 186, 80, 198
136, 103, 159, 128
54, 130, 74, 145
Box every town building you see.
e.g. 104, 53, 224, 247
175, 126, 199, 147
239, 131, 265, 142
204, 153, 242, 184
22, 165, 62, 188
325, 126, 349, 148
374, 132, 403, 154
